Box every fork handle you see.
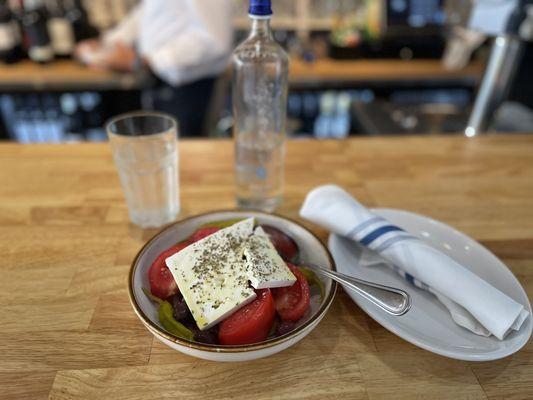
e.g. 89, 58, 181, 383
306, 264, 411, 316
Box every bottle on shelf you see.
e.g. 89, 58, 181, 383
314, 92, 335, 139
301, 92, 319, 134
330, 92, 351, 139
79, 91, 105, 141
0, 0, 22, 63
232, 0, 289, 212
10, 0, 27, 56
87, 0, 112, 31
60, 92, 84, 141
28, 94, 46, 142
0, 94, 16, 139
41, 93, 64, 142
46, 0, 74, 57
65, 0, 98, 42
21, 0, 54, 63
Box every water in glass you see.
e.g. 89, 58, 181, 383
107, 112, 179, 228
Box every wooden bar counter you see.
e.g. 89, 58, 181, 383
0, 135, 532, 399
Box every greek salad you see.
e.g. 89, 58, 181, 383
144, 217, 324, 346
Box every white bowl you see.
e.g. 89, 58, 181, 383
128, 210, 337, 362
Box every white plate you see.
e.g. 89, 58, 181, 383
329, 208, 532, 361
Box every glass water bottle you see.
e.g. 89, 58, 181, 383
233, 0, 289, 212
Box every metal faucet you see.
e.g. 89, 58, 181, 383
462, 0, 533, 136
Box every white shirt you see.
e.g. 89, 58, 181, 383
104, 0, 234, 86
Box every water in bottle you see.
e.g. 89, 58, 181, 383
232, 0, 289, 212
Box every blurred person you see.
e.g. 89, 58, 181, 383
76, 0, 234, 136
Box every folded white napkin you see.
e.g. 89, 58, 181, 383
300, 185, 530, 340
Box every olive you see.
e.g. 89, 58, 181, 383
276, 320, 296, 336
171, 295, 192, 321
260, 225, 300, 263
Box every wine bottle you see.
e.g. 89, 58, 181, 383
0, 0, 22, 63
65, 0, 97, 42
46, 0, 74, 57
9, 0, 27, 59
22, 0, 53, 63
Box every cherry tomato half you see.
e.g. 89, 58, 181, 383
272, 263, 310, 322
148, 241, 190, 299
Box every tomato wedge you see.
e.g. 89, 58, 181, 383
148, 241, 190, 299
272, 263, 310, 322
218, 289, 276, 345
191, 227, 220, 243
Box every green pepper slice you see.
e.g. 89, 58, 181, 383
158, 301, 194, 341
143, 288, 194, 341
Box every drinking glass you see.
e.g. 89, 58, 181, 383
107, 111, 179, 228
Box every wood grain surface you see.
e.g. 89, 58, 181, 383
0, 135, 532, 399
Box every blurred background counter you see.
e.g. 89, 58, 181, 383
288, 58, 483, 86
0, 0, 531, 142
0, 59, 150, 91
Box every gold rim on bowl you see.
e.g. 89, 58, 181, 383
127, 210, 337, 353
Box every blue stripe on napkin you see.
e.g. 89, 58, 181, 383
374, 233, 417, 253
346, 216, 385, 238
360, 225, 404, 246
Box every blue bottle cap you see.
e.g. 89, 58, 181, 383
249, 0, 272, 16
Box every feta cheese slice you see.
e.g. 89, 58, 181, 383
243, 226, 297, 289
165, 218, 256, 330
